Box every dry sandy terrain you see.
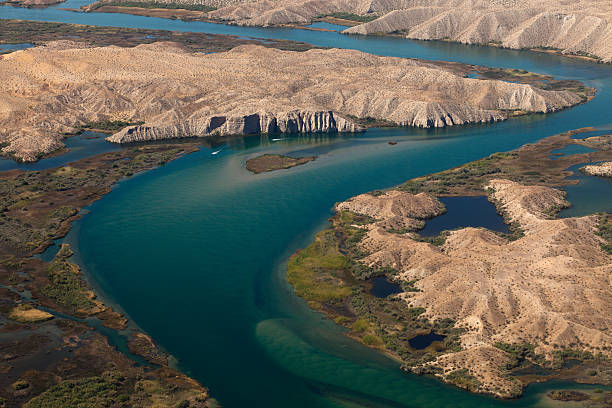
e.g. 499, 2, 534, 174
0, 42, 582, 161
581, 161, 612, 178
338, 180, 611, 397
8, 304, 54, 323
207, 0, 612, 62
2, 0, 65, 7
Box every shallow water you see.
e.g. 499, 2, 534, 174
2, 6, 612, 407
559, 162, 612, 218
0, 42, 33, 52
419, 196, 511, 237
549, 144, 595, 160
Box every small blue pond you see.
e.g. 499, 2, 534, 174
419, 196, 511, 237
549, 144, 594, 160
0, 43, 34, 53
369, 276, 403, 298
409, 333, 446, 350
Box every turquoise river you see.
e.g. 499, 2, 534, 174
1, 3, 612, 407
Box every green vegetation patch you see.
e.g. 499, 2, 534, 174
445, 369, 481, 392
344, 114, 396, 128
318, 12, 378, 23
287, 229, 353, 305
41, 248, 97, 314
494, 342, 539, 370
25, 372, 125, 408
595, 213, 612, 254
75, 119, 144, 134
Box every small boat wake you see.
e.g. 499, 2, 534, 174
211, 148, 224, 155
271, 138, 286, 142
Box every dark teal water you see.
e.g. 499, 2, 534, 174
3, 6, 612, 407
408, 333, 446, 350
369, 276, 403, 298
419, 196, 511, 237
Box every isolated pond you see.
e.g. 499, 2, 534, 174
409, 333, 446, 350
549, 144, 595, 159
369, 276, 403, 298
419, 196, 511, 237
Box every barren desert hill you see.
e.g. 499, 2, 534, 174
332, 179, 612, 397
202, 0, 612, 62
0, 42, 582, 161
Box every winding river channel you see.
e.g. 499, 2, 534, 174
2, 4, 612, 406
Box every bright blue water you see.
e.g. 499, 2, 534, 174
0, 132, 121, 172
0, 42, 33, 52
3, 6, 612, 407
549, 144, 595, 160
419, 196, 511, 237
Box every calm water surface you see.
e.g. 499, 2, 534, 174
3, 5, 612, 407
419, 196, 511, 237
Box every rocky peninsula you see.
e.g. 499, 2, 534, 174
581, 161, 612, 178
287, 129, 612, 400
0, 40, 589, 161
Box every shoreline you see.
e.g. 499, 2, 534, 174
286, 128, 612, 401
0, 140, 220, 406
0, 19, 594, 163
68, 2, 609, 65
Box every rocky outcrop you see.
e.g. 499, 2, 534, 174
208, 0, 373, 25
108, 110, 358, 143
580, 161, 612, 178
0, 42, 582, 160
207, 0, 612, 62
